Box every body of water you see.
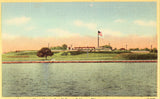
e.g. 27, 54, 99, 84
2, 63, 157, 96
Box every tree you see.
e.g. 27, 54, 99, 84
62, 44, 67, 50
150, 48, 157, 53
135, 48, 139, 51
51, 44, 68, 50
102, 45, 112, 50
144, 48, 150, 51
37, 47, 53, 60
114, 48, 117, 50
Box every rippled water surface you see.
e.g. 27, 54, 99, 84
2, 63, 157, 96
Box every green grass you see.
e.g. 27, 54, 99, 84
2, 50, 120, 61
2, 51, 43, 61
2, 50, 157, 61
53, 53, 120, 60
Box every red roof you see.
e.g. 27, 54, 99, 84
74, 47, 95, 49
120, 48, 125, 50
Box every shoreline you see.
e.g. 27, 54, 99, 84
2, 60, 157, 64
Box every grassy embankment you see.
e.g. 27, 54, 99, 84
2, 50, 157, 61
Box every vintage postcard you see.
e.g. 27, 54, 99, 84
0, 0, 159, 99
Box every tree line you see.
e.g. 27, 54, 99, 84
36, 44, 157, 60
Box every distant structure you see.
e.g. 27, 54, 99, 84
74, 47, 95, 50
68, 45, 73, 50
119, 48, 126, 50
97, 30, 102, 48
100, 46, 112, 51
68, 47, 71, 50
126, 44, 127, 50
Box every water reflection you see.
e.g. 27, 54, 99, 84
42, 63, 49, 83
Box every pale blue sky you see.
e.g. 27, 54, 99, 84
2, 2, 157, 38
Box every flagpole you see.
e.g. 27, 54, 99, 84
98, 33, 99, 48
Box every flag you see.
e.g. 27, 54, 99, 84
98, 30, 102, 36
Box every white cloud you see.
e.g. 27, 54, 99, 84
6, 16, 31, 25
134, 20, 156, 27
101, 29, 125, 37
114, 19, 126, 23
73, 20, 126, 37
47, 28, 80, 37
74, 20, 97, 30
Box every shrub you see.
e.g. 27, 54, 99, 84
61, 52, 69, 56
120, 53, 157, 60
37, 47, 53, 59
69, 50, 85, 55
90, 50, 131, 54
150, 48, 158, 53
